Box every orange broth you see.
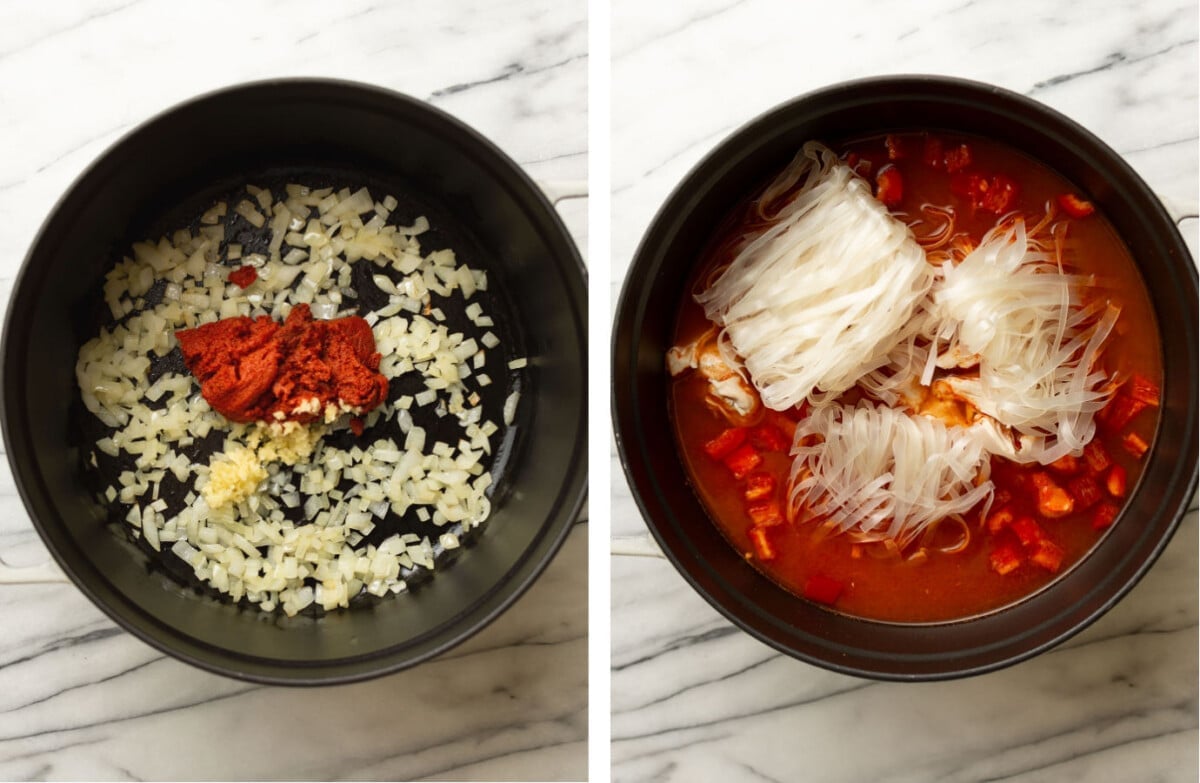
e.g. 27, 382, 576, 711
669, 132, 1162, 623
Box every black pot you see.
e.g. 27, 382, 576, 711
2, 79, 587, 685
612, 75, 1197, 680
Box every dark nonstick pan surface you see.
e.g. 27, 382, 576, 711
2, 79, 587, 685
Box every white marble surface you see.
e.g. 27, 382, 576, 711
610, 1, 1198, 781
0, 1, 586, 781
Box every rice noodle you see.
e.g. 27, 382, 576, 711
927, 217, 1118, 463
787, 404, 994, 549
695, 141, 935, 410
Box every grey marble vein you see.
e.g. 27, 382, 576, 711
1029, 38, 1199, 93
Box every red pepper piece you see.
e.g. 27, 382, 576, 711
1031, 471, 1074, 518
942, 143, 972, 173
228, 265, 258, 288
703, 427, 747, 460
922, 136, 944, 168
875, 165, 903, 207
1057, 193, 1095, 218
1030, 539, 1064, 573
986, 506, 1014, 534
1011, 516, 1045, 548
1106, 464, 1127, 498
1082, 440, 1113, 474
743, 473, 776, 502
980, 174, 1019, 213
749, 423, 789, 452
1121, 432, 1150, 459
803, 573, 845, 605
723, 444, 762, 479
1092, 501, 1120, 530
1098, 394, 1148, 431
1126, 374, 1161, 407
746, 500, 784, 527
349, 417, 364, 436
1067, 475, 1103, 511
885, 134, 904, 160
990, 543, 1023, 575
1047, 454, 1080, 475
748, 526, 776, 561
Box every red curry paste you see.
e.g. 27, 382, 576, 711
176, 303, 388, 424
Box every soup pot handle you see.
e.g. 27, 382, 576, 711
612, 535, 666, 558
537, 180, 588, 205
1159, 194, 1199, 224
0, 558, 67, 584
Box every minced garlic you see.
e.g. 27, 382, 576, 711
249, 421, 323, 466
204, 422, 329, 509
202, 444, 267, 509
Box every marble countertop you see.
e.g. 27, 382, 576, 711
610, 1, 1198, 782
0, 1, 586, 781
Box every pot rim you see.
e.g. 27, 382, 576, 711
2, 77, 588, 686
612, 74, 1198, 681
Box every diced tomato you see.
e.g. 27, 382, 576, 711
1057, 193, 1095, 218
1126, 374, 1161, 407
803, 573, 845, 605
1122, 432, 1149, 459
1098, 394, 1148, 431
922, 136, 944, 168
747, 501, 784, 527
228, 265, 258, 288
703, 427, 747, 460
1011, 516, 1045, 548
1030, 539, 1065, 573
349, 417, 364, 436
748, 527, 776, 561
1082, 440, 1112, 474
1092, 501, 1120, 530
1106, 464, 1127, 498
743, 473, 776, 502
942, 143, 972, 173
990, 543, 1023, 576
1047, 454, 1080, 475
885, 134, 904, 160
1031, 472, 1074, 518
986, 506, 1014, 534
875, 165, 903, 207
980, 174, 1019, 213
1067, 475, 1103, 511
749, 423, 790, 452
723, 444, 762, 479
